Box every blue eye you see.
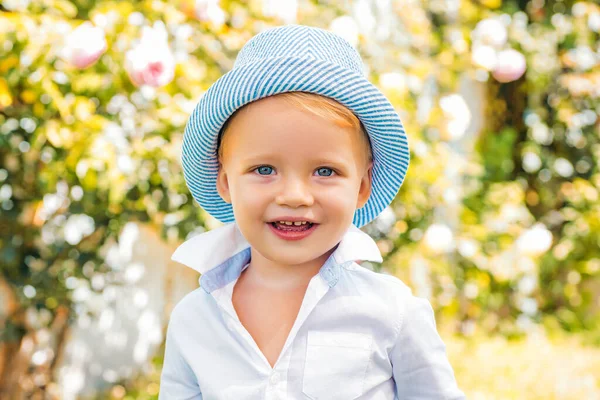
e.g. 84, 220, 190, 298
316, 167, 334, 177
255, 166, 274, 175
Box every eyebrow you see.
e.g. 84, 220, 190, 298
242, 153, 349, 163
312, 157, 351, 168
240, 154, 351, 168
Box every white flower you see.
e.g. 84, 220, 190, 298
567, 45, 597, 71
125, 262, 146, 284
72, 285, 91, 303
553, 157, 574, 178
457, 238, 479, 258
2, 0, 31, 12
531, 122, 553, 145
518, 297, 538, 315
379, 72, 406, 92
464, 282, 479, 299
64, 214, 95, 245
41, 193, 65, 219
195, 0, 227, 28
61, 22, 107, 69
0, 184, 12, 201
492, 49, 527, 83
588, 12, 600, 32
439, 94, 471, 140
516, 223, 553, 256
125, 22, 175, 88
472, 18, 508, 48
423, 223, 455, 253
353, 0, 376, 34
374, 206, 396, 233
329, 16, 359, 47
489, 250, 519, 281
117, 154, 135, 175
262, 0, 297, 24
518, 275, 537, 295
522, 152, 542, 173
471, 44, 498, 71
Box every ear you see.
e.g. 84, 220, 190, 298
216, 163, 232, 204
356, 161, 373, 209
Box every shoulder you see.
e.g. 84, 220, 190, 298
167, 287, 213, 333
340, 263, 417, 333
342, 262, 413, 297
344, 266, 441, 345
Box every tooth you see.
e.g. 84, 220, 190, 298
293, 222, 302, 226
284, 221, 293, 225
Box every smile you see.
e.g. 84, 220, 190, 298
275, 220, 311, 226
267, 221, 318, 241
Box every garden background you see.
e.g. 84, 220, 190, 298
1, 0, 600, 399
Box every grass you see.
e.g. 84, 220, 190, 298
442, 326, 600, 400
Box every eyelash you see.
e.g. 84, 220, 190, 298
253, 165, 336, 177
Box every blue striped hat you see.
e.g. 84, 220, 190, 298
182, 24, 410, 228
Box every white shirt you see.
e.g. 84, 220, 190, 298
159, 222, 466, 400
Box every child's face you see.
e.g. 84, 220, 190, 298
216, 95, 373, 267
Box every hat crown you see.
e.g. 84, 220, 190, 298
233, 24, 365, 76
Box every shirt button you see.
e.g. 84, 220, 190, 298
270, 372, 280, 385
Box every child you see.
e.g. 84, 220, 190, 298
159, 24, 466, 399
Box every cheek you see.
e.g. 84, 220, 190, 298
230, 181, 269, 212
317, 185, 357, 212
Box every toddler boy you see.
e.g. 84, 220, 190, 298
159, 24, 466, 400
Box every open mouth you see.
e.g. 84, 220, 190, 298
269, 222, 315, 231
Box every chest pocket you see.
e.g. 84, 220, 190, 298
302, 330, 373, 400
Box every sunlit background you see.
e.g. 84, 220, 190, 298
1, 0, 599, 399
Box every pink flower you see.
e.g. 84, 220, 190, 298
125, 23, 175, 88
62, 22, 107, 69
492, 49, 527, 83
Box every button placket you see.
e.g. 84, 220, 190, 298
270, 371, 280, 385
265, 370, 284, 400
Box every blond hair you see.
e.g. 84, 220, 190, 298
216, 92, 372, 164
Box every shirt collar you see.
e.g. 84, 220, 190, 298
170, 222, 383, 292
172, 222, 382, 273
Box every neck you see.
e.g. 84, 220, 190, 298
242, 245, 337, 291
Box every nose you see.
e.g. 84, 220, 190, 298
275, 176, 314, 208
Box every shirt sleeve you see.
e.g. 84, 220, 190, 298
390, 293, 466, 400
159, 310, 203, 400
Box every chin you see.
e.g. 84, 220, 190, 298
270, 251, 318, 266
266, 247, 330, 267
